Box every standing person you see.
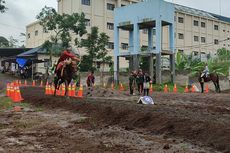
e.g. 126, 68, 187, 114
129, 71, 136, 95
136, 69, 144, 95
86, 71, 95, 87
143, 72, 151, 96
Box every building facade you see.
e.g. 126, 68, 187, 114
26, 0, 230, 68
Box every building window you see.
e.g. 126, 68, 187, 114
223, 30, 226, 32
178, 33, 184, 39
143, 29, 148, 34
214, 39, 219, 45
35, 30, 38, 36
107, 3, 115, 11
178, 17, 184, 23
43, 28, 48, 33
178, 50, 184, 53
214, 25, 219, 30
201, 37, 206, 43
121, 43, 128, 50
193, 20, 199, 26
121, 4, 125, 7
194, 36, 199, 42
85, 19, 90, 26
107, 42, 114, 49
201, 22, 206, 28
82, 0, 90, 6
27, 33, 30, 39
107, 22, 114, 30
193, 51, 199, 56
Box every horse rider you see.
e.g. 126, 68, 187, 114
55, 46, 80, 76
201, 63, 209, 78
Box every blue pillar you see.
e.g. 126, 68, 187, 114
133, 23, 140, 54
169, 24, 174, 52
148, 28, 153, 52
114, 26, 119, 83
155, 19, 162, 84
169, 23, 175, 83
129, 30, 133, 52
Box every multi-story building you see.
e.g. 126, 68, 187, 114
26, 0, 230, 69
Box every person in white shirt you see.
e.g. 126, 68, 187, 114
201, 63, 209, 78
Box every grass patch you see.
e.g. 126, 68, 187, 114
14, 119, 39, 129
0, 97, 13, 110
152, 83, 185, 93
35, 107, 44, 112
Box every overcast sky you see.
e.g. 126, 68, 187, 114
0, 0, 229, 46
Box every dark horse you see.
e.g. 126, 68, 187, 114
198, 72, 220, 93
53, 63, 75, 96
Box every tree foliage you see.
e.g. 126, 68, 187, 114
0, 0, 7, 13
0, 36, 9, 47
37, 6, 87, 48
80, 27, 112, 71
217, 48, 230, 61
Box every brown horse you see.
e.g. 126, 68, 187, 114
54, 62, 76, 96
198, 72, 220, 93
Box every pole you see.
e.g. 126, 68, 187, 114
31, 61, 33, 80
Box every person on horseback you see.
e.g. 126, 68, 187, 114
55, 46, 80, 77
201, 63, 209, 78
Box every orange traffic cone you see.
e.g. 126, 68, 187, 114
13, 84, 23, 102
9, 83, 14, 98
61, 84, 65, 96
24, 80, 27, 86
71, 84, 76, 97
149, 84, 153, 94
40, 80, 43, 87
19, 80, 22, 86
119, 83, 124, 91
77, 84, 83, 98
32, 80, 35, 86
164, 84, 169, 93
184, 85, 189, 93
191, 85, 196, 93
6, 83, 10, 97
45, 84, 49, 95
111, 82, 114, 90
205, 84, 209, 93
173, 84, 177, 93
68, 84, 72, 97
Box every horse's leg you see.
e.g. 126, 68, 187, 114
217, 81, 221, 93
213, 82, 217, 92
200, 82, 204, 93
65, 80, 68, 97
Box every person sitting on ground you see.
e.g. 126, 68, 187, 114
55, 46, 80, 76
201, 63, 209, 78
86, 71, 95, 87
143, 72, 151, 96
129, 71, 136, 95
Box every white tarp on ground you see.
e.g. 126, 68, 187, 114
137, 96, 154, 105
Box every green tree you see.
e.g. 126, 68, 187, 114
0, 0, 7, 13
36, 6, 87, 72
81, 27, 112, 84
0, 36, 9, 47
217, 48, 230, 61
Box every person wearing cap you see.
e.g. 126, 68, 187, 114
55, 46, 80, 74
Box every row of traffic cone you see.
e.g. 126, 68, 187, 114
6, 82, 24, 102
45, 83, 83, 98
163, 84, 209, 93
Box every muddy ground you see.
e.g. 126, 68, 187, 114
0, 86, 229, 153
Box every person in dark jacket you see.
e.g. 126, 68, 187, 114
143, 72, 151, 96
136, 69, 144, 95
129, 71, 136, 95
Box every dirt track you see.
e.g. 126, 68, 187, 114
0, 86, 229, 153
